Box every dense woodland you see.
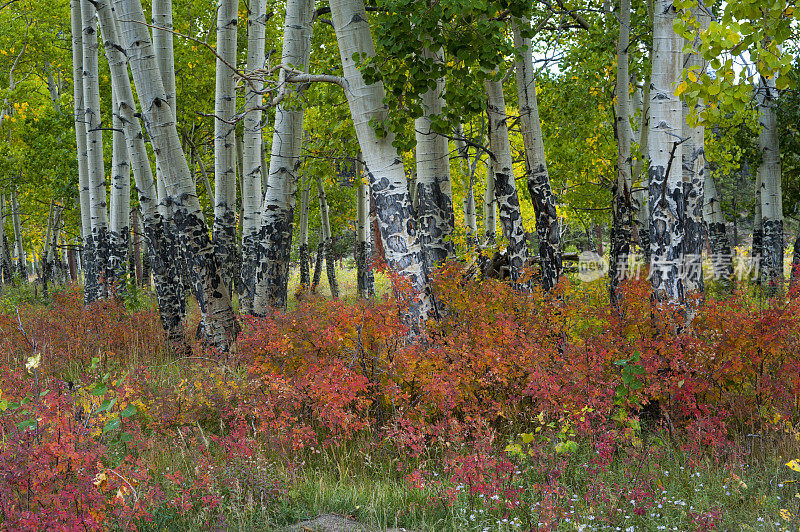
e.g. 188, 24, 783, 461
1, 0, 800, 529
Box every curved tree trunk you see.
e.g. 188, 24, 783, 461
513, 18, 562, 291
96, 0, 189, 352
485, 78, 529, 284
82, 0, 110, 301
253, 0, 315, 313
213, 0, 239, 293
757, 75, 784, 293
414, 47, 455, 271
311, 228, 323, 294
329, 0, 435, 327
114, 0, 238, 352
239, 0, 267, 314
648, 0, 684, 303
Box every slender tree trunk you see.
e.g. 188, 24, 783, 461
311, 228, 323, 294
609, 0, 634, 306
414, 47, 454, 270
239, 0, 267, 314
485, 78, 529, 283
152, 0, 188, 317
213, 0, 239, 293
513, 18, 562, 291
329, 0, 435, 327
82, 0, 110, 300
454, 125, 478, 248
356, 155, 374, 297
703, 173, 733, 285
10, 188, 26, 280
648, 0, 684, 303
316, 175, 339, 299
132, 209, 142, 284
633, 80, 652, 264
682, 11, 709, 295
71, 1, 95, 300
753, 170, 763, 282
483, 157, 496, 246
791, 230, 800, 291
110, 81, 131, 297
298, 184, 311, 290
114, 0, 238, 351
96, 0, 190, 351
253, 0, 315, 312
757, 75, 784, 293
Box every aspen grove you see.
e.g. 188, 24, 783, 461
2, 0, 800, 528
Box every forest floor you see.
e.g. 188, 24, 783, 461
0, 264, 799, 530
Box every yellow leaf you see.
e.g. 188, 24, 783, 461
786, 459, 800, 472
780, 508, 793, 521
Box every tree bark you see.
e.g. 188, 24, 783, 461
239, 0, 267, 314
311, 228, 323, 294
648, 0, 684, 303
414, 47, 455, 271
298, 184, 311, 290
213, 0, 239, 293
609, 0, 634, 307
253, 0, 315, 312
356, 155, 374, 297
454, 125, 478, 248
681, 10, 709, 295
483, 157, 496, 246
82, 0, 110, 300
757, 75, 783, 293
485, 78, 529, 284
110, 81, 131, 297
329, 0, 435, 327
316, 175, 339, 299
10, 188, 26, 280
96, 0, 190, 351
114, 0, 238, 351
702, 173, 733, 285
513, 18, 562, 291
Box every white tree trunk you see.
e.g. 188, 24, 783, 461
114, 0, 238, 351
316, 175, 339, 299
633, 80, 651, 263
329, 0, 435, 327
513, 18, 561, 290
485, 78, 529, 284
298, 183, 311, 289
648, 0, 684, 302
414, 47, 454, 270
682, 11, 709, 295
757, 75, 783, 291
82, 0, 110, 300
71, 0, 93, 300
252, 0, 315, 312
484, 157, 496, 245
356, 155, 374, 297
213, 0, 239, 291
702, 173, 733, 283
95, 0, 189, 351
10, 188, 25, 279
109, 81, 131, 296
239, 0, 267, 314
454, 125, 478, 247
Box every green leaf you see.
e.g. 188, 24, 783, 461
103, 416, 121, 433
120, 404, 137, 418
98, 398, 117, 412
90, 384, 108, 397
